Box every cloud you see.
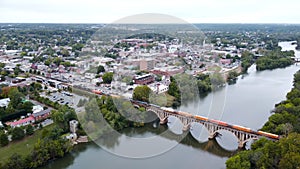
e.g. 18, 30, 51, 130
0, 0, 299, 23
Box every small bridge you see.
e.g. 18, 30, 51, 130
132, 101, 279, 149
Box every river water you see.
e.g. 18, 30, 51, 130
40, 43, 300, 169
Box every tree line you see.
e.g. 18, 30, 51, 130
226, 70, 300, 169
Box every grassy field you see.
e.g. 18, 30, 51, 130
207, 65, 222, 72
0, 124, 55, 162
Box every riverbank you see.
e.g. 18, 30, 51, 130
0, 124, 55, 162
226, 69, 300, 169
38, 64, 300, 169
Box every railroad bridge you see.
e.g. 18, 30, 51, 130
133, 103, 279, 149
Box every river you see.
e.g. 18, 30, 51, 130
40, 43, 300, 169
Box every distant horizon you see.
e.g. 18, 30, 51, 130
1, 22, 300, 25
1, 0, 300, 24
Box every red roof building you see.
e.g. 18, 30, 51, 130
6, 116, 35, 127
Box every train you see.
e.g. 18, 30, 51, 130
160, 107, 193, 117
92, 90, 102, 95
256, 131, 280, 139
129, 99, 280, 140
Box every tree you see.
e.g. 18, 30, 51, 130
227, 71, 239, 81
0, 132, 9, 147
133, 85, 151, 102
226, 151, 251, 169
102, 72, 113, 84
26, 125, 34, 135
97, 65, 105, 74
11, 127, 25, 141
8, 87, 24, 109
6, 153, 25, 169
168, 76, 180, 100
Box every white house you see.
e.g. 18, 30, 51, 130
149, 83, 169, 94
0, 98, 10, 108
32, 105, 44, 114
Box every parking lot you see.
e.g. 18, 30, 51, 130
41, 91, 88, 112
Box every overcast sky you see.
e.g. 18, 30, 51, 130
0, 0, 299, 23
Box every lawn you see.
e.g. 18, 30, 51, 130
207, 65, 221, 72
0, 124, 55, 162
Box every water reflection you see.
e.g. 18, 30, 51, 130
40, 64, 300, 169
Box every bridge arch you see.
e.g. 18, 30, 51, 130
137, 104, 277, 149
190, 122, 210, 142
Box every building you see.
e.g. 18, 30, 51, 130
32, 109, 51, 121
32, 105, 43, 114
0, 98, 10, 108
149, 83, 169, 94
133, 74, 155, 85
139, 59, 155, 71
220, 59, 232, 65
151, 66, 184, 76
6, 116, 35, 128
69, 120, 78, 133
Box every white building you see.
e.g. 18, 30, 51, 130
0, 98, 10, 108
32, 105, 44, 114
69, 120, 78, 133
149, 83, 169, 94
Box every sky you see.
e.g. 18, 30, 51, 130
0, 0, 300, 24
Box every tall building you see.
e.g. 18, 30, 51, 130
69, 120, 78, 133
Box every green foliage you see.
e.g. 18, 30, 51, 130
227, 133, 300, 169
167, 76, 181, 101
261, 70, 300, 134
227, 70, 300, 169
0, 132, 9, 147
1, 134, 72, 169
226, 151, 251, 169
8, 87, 24, 109
227, 71, 239, 81
25, 125, 34, 136
256, 49, 293, 71
96, 65, 105, 74
11, 127, 25, 141
102, 72, 113, 84
5, 153, 25, 169
133, 85, 151, 102
51, 107, 77, 132
240, 51, 255, 73
80, 96, 145, 139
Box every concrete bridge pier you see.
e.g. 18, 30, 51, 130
182, 124, 191, 131
238, 141, 246, 149
159, 117, 168, 124
208, 132, 219, 139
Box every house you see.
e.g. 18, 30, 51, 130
149, 83, 169, 94
32, 109, 51, 121
220, 59, 232, 65
32, 105, 43, 114
0, 98, 10, 108
133, 74, 155, 85
6, 116, 35, 127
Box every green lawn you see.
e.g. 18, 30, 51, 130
0, 124, 55, 162
208, 65, 222, 72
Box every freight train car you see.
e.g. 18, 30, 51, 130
231, 125, 253, 133
194, 115, 208, 121
257, 131, 280, 139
